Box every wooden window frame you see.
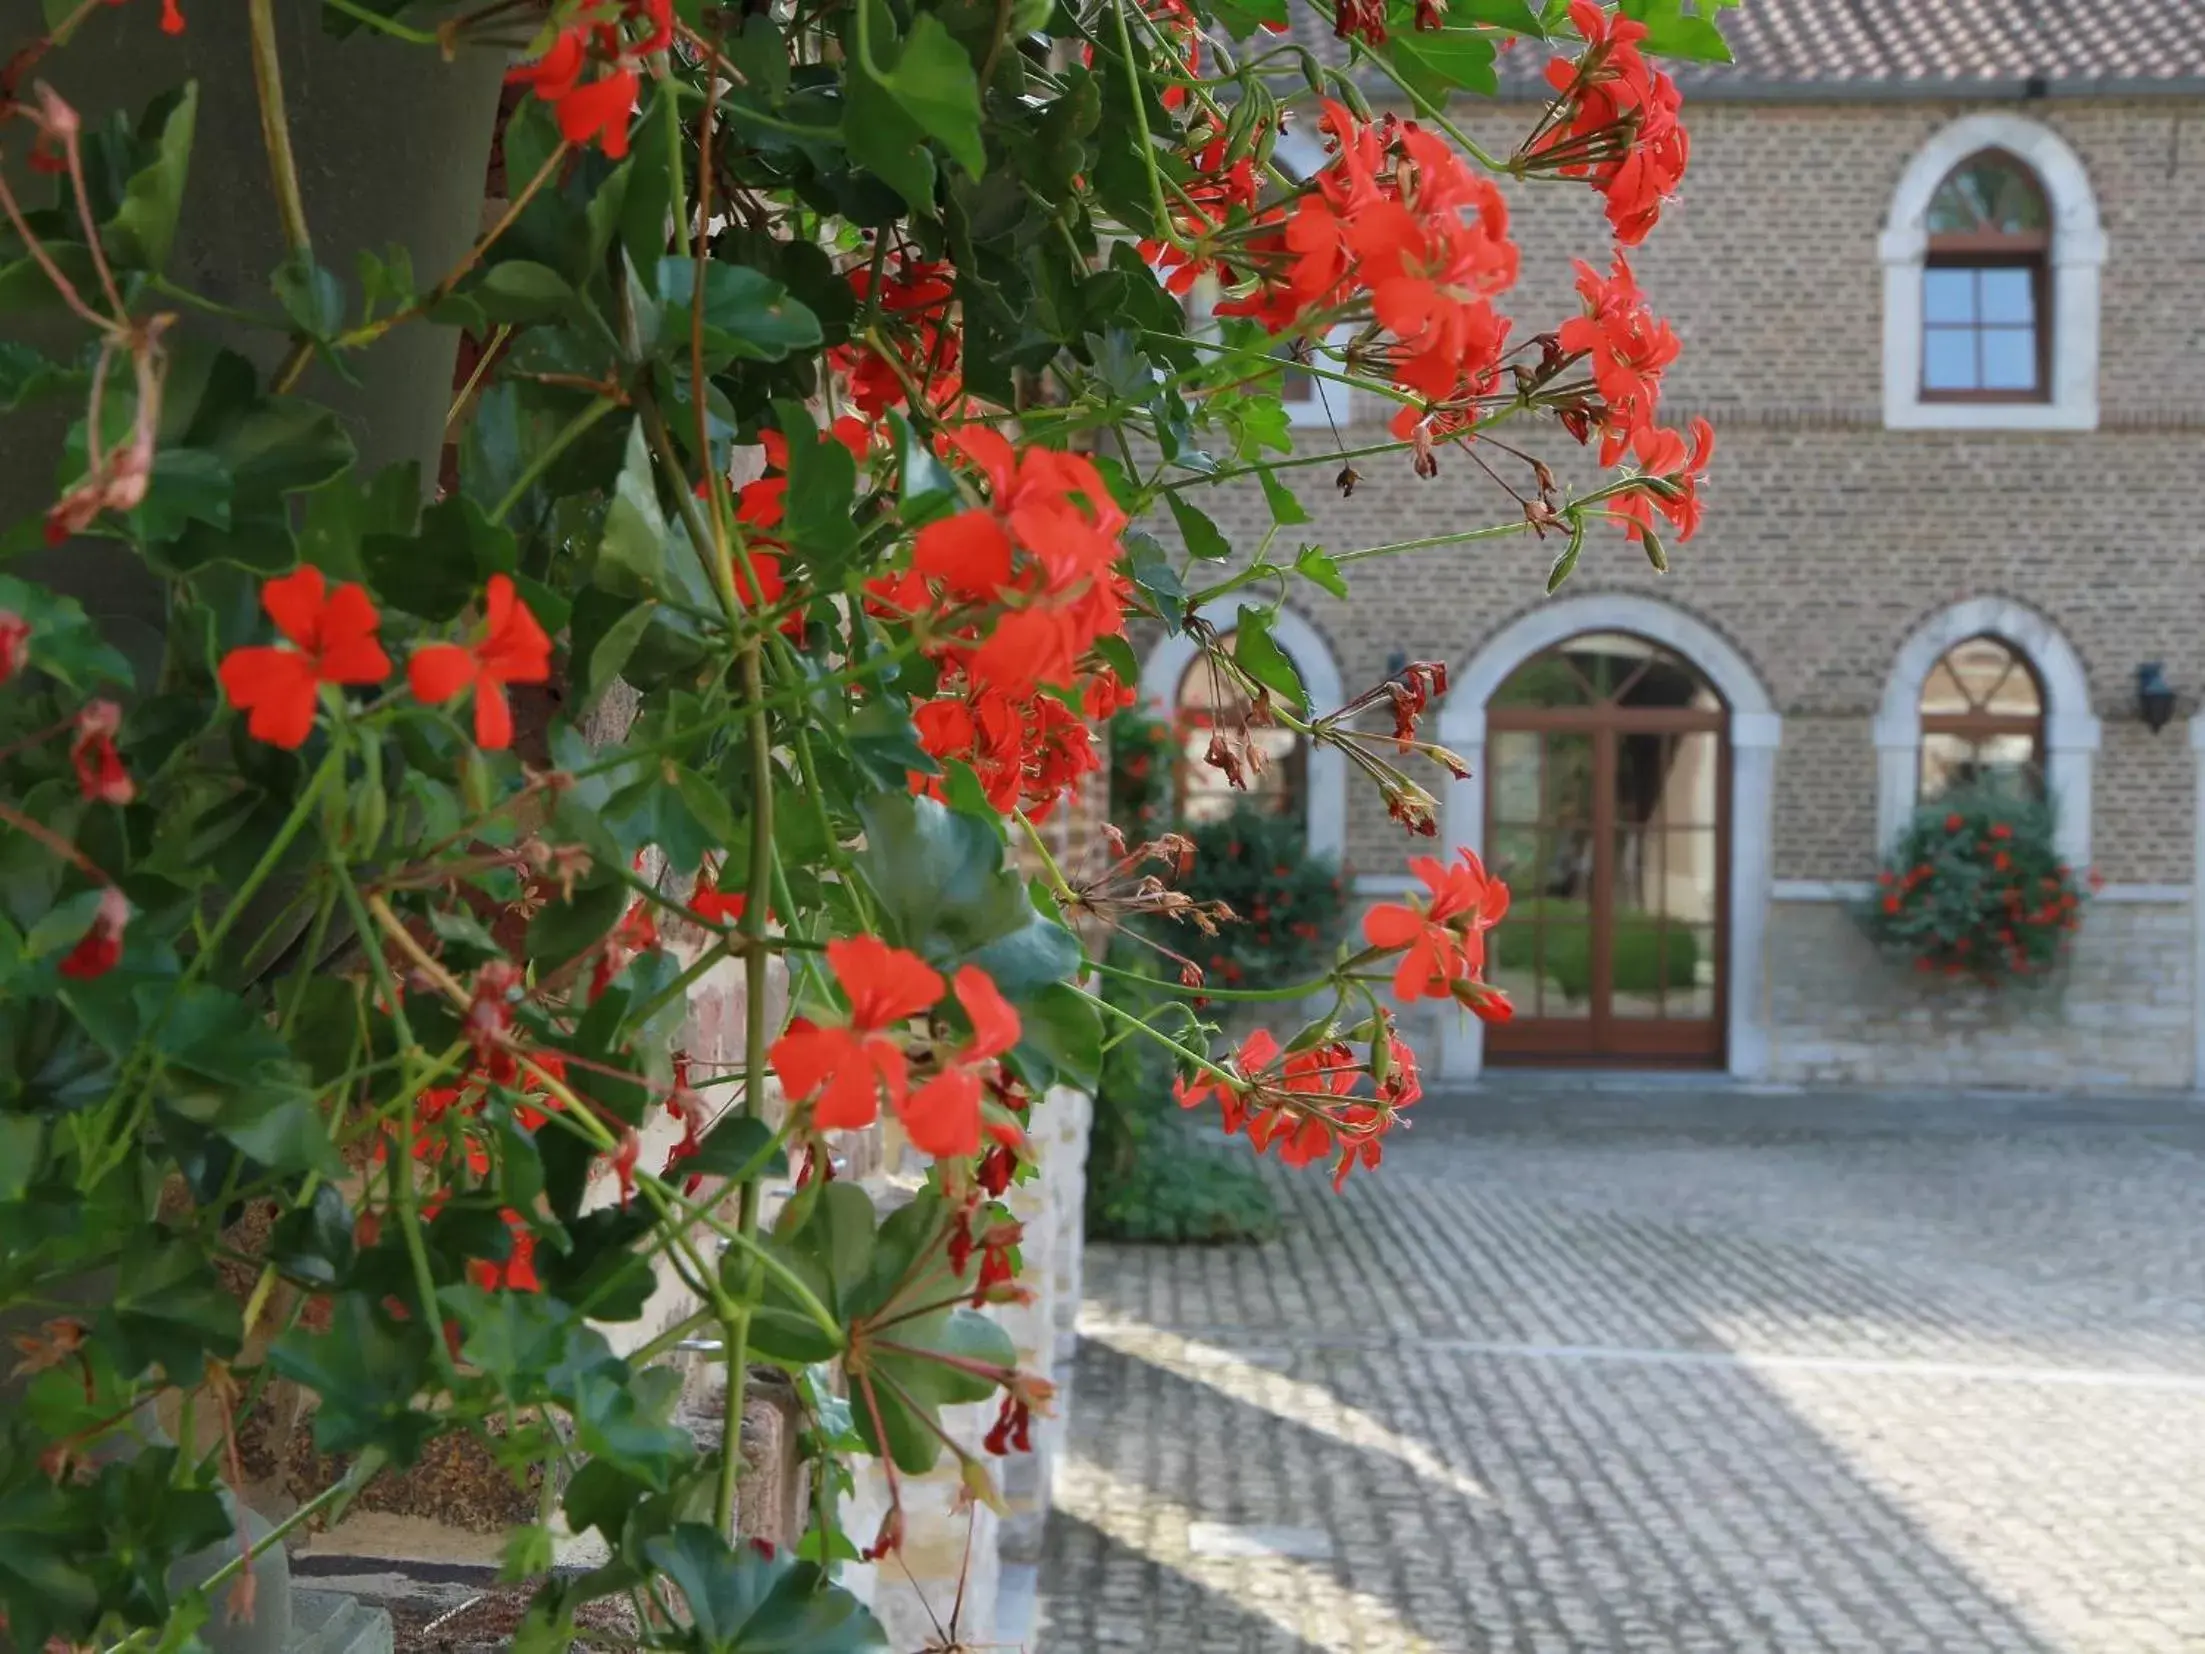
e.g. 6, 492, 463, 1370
1920, 151, 2053, 405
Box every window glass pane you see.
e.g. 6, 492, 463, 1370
1981, 328, 2037, 390
1927, 153, 2049, 235
1491, 653, 1593, 708
1919, 660, 1970, 715
1920, 731, 1980, 800
1973, 733, 2041, 793
1945, 637, 2020, 710
1488, 731, 1542, 824
1983, 660, 2042, 715
1923, 267, 1976, 323
1923, 328, 1977, 390
1978, 267, 2034, 324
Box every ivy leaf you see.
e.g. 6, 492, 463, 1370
845, 3, 939, 214
571, 1364, 692, 1486
1618, 0, 1734, 61
1295, 545, 1348, 599
526, 874, 628, 972
109, 1237, 238, 1385
880, 13, 987, 176
583, 598, 659, 707
645, 1526, 886, 1654
774, 400, 858, 567
683, 1114, 785, 1179
1233, 604, 1310, 712
1166, 493, 1232, 561
270, 1183, 356, 1288
273, 251, 347, 339
1259, 467, 1310, 526
1455, 0, 1548, 32
299, 460, 420, 581
364, 493, 516, 621
269, 1295, 438, 1465
594, 418, 670, 597
657, 259, 823, 366
0, 341, 84, 413
475, 260, 577, 324
104, 83, 196, 274
854, 792, 1034, 962
1011, 980, 1102, 1093
1387, 28, 1500, 103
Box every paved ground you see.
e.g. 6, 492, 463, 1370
1036, 1087, 2205, 1653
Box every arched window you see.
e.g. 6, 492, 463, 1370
1879, 114, 2103, 431
1917, 633, 2045, 799
1173, 640, 1303, 824
1921, 152, 2050, 400
1875, 597, 2099, 867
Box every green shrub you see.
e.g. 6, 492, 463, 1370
1859, 786, 2088, 984
1173, 807, 1349, 989
1490, 899, 1700, 1001
1085, 954, 1278, 1244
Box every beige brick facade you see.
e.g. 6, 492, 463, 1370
1146, 94, 2205, 1088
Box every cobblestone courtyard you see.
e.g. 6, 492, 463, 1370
1037, 1088, 2205, 1652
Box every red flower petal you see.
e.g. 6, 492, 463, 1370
219, 646, 322, 749
407, 643, 477, 706
899, 1069, 983, 1159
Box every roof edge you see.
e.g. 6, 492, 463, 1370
1468, 73, 2205, 105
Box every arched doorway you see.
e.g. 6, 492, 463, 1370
1483, 633, 1728, 1066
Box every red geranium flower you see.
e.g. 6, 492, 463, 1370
902, 966, 1021, 1159
408, 575, 552, 751
59, 886, 130, 981
770, 936, 945, 1133
1362, 848, 1510, 1000
217, 566, 393, 750
0, 611, 27, 684
468, 1209, 541, 1293
70, 701, 132, 805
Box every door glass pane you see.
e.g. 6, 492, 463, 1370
1488, 731, 1542, 824
1672, 925, 1718, 1020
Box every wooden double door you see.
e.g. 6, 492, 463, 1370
1482, 634, 1728, 1067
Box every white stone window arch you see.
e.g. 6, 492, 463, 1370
1437, 593, 1783, 1083
1137, 600, 1347, 862
1874, 596, 2099, 868
1880, 113, 2105, 431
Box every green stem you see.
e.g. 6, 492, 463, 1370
1012, 808, 1077, 906
1333, 518, 1536, 565
1074, 984, 1239, 1085
716, 633, 777, 1537
248, 0, 313, 259
1107, 0, 1196, 249
318, 0, 441, 42
1088, 956, 1331, 1004
490, 395, 620, 524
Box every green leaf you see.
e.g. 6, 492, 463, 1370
845, 4, 939, 214
1388, 28, 1500, 103
683, 1114, 785, 1179
270, 1183, 356, 1288
105, 82, 197, 273
657, 259, 823, 365
854, 792, 1034, 963
476, 260, 577, 324
1454, 0, 1548, 32
1618, 0, 1735, 61
646, 1526, 887, 1653
774, 400, 858, 566
0, 340, 84, 412
109, 1237, 238, 1385
301, 461, 421, 582
269, 1295, 438, 1464
1233, 604, 1309, 712
273, 251, 346, 338
881, 13, 987, 176
365, 492, 515, 621
1258, 467, 1310, 527
1012, 980, 1102, 1092
1167, 493, 1232, 561
595, 418, 669, 597
527, 875, 628, 971
584, 599, 658, 706
0, 1115, 43, 1200
1295, 544, 1348, 599
572, 1364, 692, 1486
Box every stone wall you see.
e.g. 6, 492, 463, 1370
1766, 897, 2194, 1089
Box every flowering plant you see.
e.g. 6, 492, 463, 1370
0, 0, 1727, 1643
1863, 790, 2092, 985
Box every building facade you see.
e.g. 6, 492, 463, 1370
1137, 6, 2205, 1089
